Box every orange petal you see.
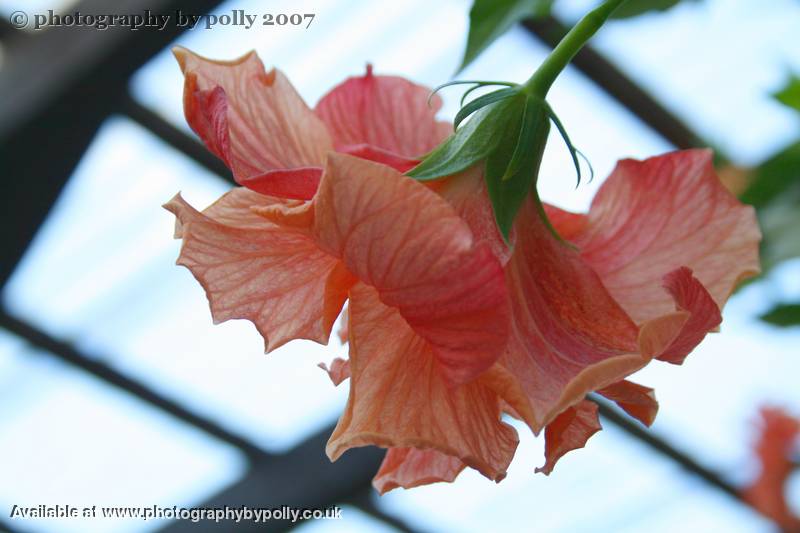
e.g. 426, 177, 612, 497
742, 407, 800, 531
597, 380, 658, 427
494, 194, 645, 431
437, 165, 514, 266
164, 193, 353, 351
313, 153, 509, 385
318, 357, 350, 386
327, 283, 518, 482
315, 65, 451, 159
174, 47, 332, 198
535, 400, 601, 475
202, 187, 291, 228
575, 149, 760, 323
373, 447, 466, 494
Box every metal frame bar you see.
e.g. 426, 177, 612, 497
0, 0, 227, 287
0, 4, 772, 532
523, 16, 706, 152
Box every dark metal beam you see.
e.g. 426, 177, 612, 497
0, 309, 271, 463
0, 16, 15, 39
523, 16, 706, 152
345, 490, 424, 533
160, 427, 388, 533
0, 0, 225, 288
0, 516, 27, 533
590, 394, 743, 502
120, 95, 232, 181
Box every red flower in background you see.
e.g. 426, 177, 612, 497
743, 407, 800, 531
166, 48, 761, 493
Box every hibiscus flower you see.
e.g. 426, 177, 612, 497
742, 407, 800, 531
165, 47, 761, 493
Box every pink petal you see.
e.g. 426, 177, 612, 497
318, 358, 350, 386
337, 144, 420, 173
315, 65, 451, 159
597, 380, 658, 427
446, 151, 758, 433
174, 47, 332, 199
373, 448, 466, 494
575, 149, 760, 323
327, 283, 518, 482
313, 153, 509, 385
164, 193, 352, 351
656, 266, 722, 364
543, 204, 588, 242
535, 400, 601, 475
239, 167, 323, 201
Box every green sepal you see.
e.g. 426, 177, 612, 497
485, 95, 550, 240
546, 103, 593, 186
407, 94, 524, 181
454, 86, 521, 130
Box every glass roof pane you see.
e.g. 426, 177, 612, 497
2, 117, 348, 452
553, 0, 800, 165
5, 0, 796, 528
375, 421, 772, 532
0, 328, 245, 533
631, 259, 800, 480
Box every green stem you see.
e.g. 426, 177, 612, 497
524, 0, 628, 97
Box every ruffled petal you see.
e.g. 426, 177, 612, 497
174, 47, 332, 199
373, 447, 466, 494
313, 153, 509, 385
597, 380, 658, 426
172, 187, 280, 238
198, 187, 289, 229
656, 266, 722, 364
318, 357, 350, 386
443, 150, 758, 433
164, 193, 353, 351
315, 65, 451, 159
575, 149, 760, 323
535, 400, 601, 475
327, 283, 518, 481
